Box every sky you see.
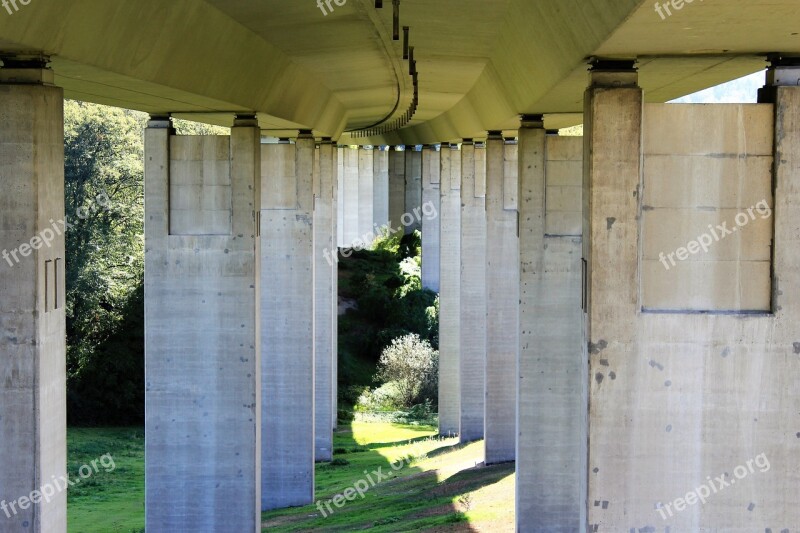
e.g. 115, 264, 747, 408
671, 70, 765, 103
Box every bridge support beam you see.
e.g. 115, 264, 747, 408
404, 147, 423, 234
516, 115, 585, 531
459, 141, 486, 443
261, 133, 315, 510
484, 133, 518, 464
388, 148, 406, 230
314, 140, 337, 461
438, 144, 461, 436
145, 116, 261, 531
0, 59, 67, 533
421, 145, 441, 292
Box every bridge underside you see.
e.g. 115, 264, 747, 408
1, 1, 800, 532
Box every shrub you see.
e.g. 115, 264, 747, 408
375, 334, 438, 408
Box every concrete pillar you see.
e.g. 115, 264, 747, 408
0, 60, 66, 533
336, 146, 344, 248
421, 145, 441, 293
261, 133, 315, 510
314, 141, 337, 461
388, 147, 406, 231
145, 116, 261, 531
438, 144, 461, 436
358, 147, 374, 246
342, 146, 359, 247
516, 117, 585, 530
484, 133, 518, 464
373, 147, 390, 232
459, 141, 486, 443
405, 147, 423, 234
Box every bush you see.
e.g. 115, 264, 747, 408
375, 334, 438, 408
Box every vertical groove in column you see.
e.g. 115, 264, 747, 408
261, 136, 315, 510
459, 142, 486, 443
421, 146, 441, 293
438, 145, 461, 436
484, 136, 518, 464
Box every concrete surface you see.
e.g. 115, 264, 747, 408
421, 146, 440, 293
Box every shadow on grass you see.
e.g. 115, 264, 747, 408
261, 419, 504, 532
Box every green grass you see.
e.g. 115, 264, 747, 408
67, 427, 144, 533
67, 422, 515, 532
262, 421, 515, 532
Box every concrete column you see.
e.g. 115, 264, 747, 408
261, 133, 315, 510
388, 147, 406, 230
145, 116, 260, 531
373, 147, 390, 232
459, 141, 486, 443
405, 147, 423, 234
516, 117, 585, 530
336, 146, 344, 248
314, 141, 337, 461
342, 146, 359, 247
438, 144, 461, 436
0, 61, 66, 533
484, 133, 518, 464
421, 145, 441, 293
358, 147, 374, 246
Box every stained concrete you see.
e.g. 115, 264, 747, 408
145, 119, 260, 531
0, 78, 67, 533
484, 136, 518, 464
313, 142, 337, 462
421, 146, 441, 293
516, 124, 585, 531
260, 137, 315, 510
459, 142, 486, 443
438, 145, 461, 436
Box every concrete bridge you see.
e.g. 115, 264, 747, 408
1, 1, 799, 531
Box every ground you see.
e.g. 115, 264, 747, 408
67, 423, 515, 532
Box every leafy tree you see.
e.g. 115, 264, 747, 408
375, 334, 438, 408
64, 101, 147, 425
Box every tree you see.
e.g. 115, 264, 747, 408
375, 334, 438, 408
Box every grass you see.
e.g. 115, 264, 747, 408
67, 427, 144, 533
67, 422, 515, 532
262, 421, 515, 532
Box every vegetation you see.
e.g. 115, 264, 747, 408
374, 334, 438, 408
262, 421, 515, 532
67, 427, 145, 532
338, 231, 439, 416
